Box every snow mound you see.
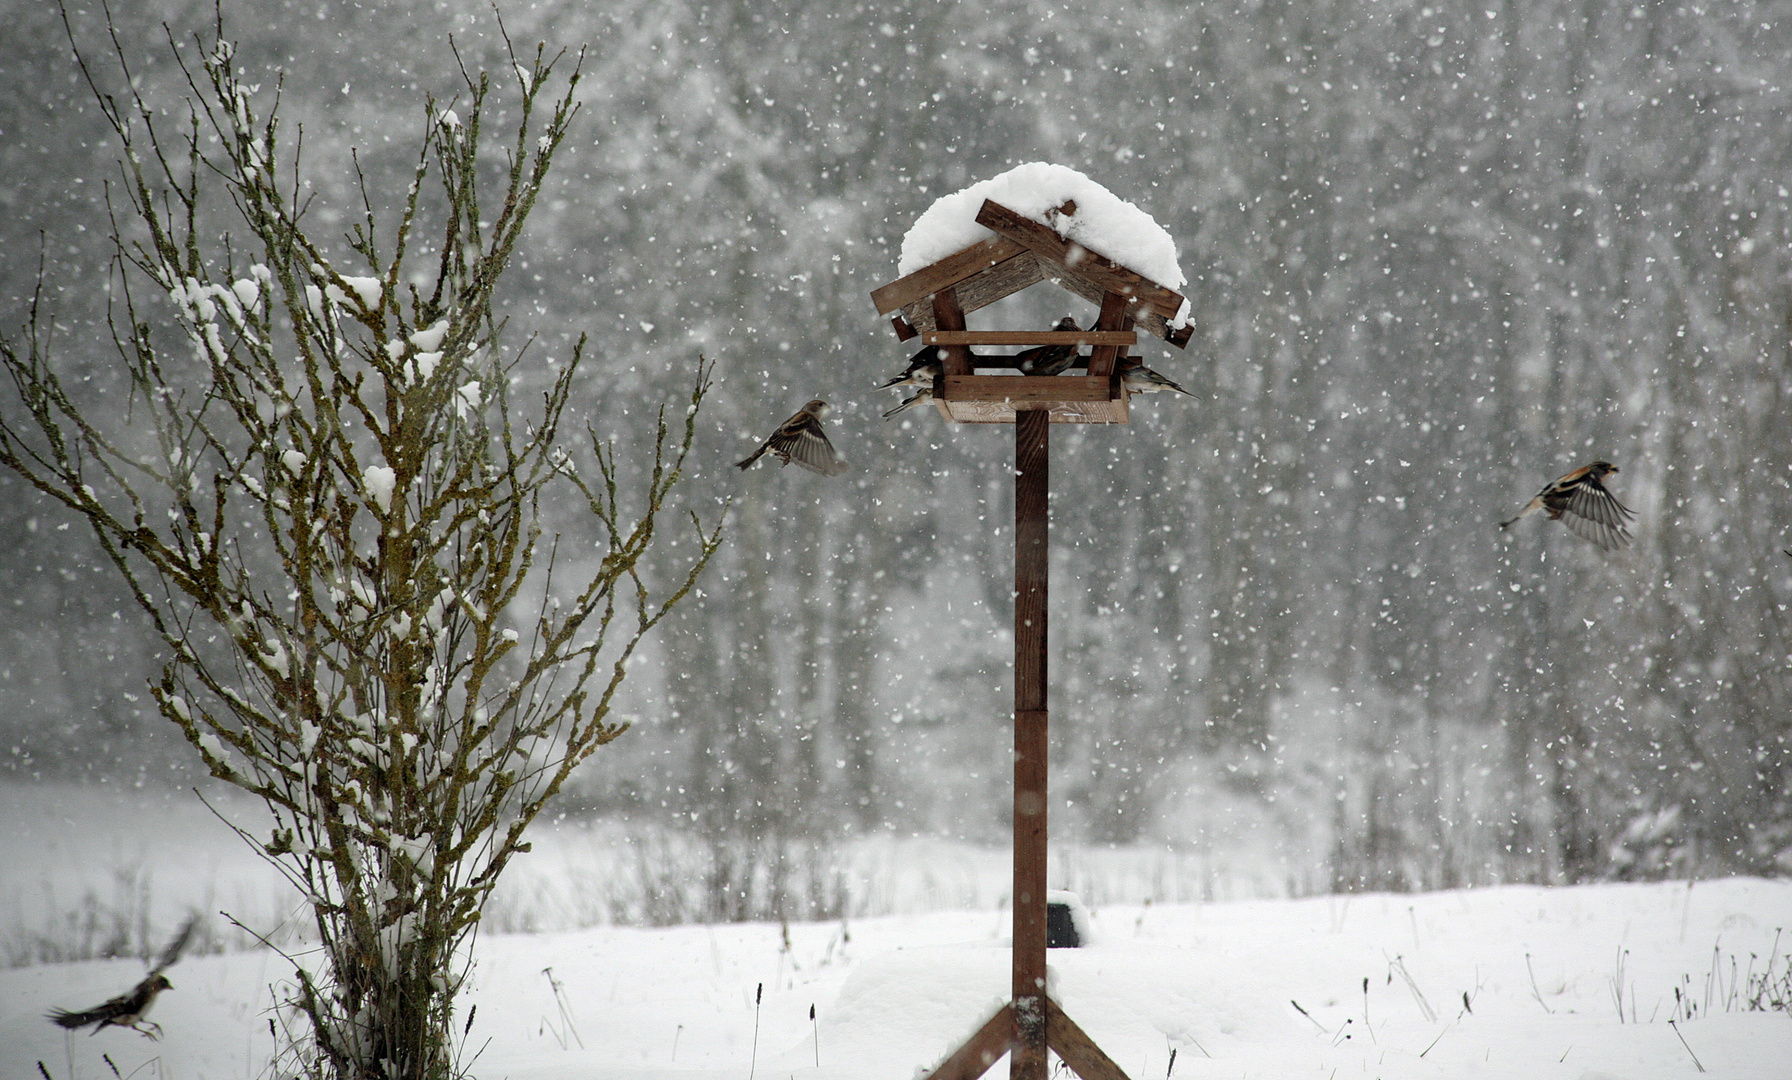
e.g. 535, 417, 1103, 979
897, 163, 1185, 292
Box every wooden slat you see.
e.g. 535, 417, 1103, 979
931, 288, 975, 377
938, 396, 1128, 425
893, 314, 918, 341
899, 253, 1045, 335
871, 235, 1029, 315
1045, 1001, 1133, 1080
1034, 267, 1192, 349
921, 1003, 1014, 1080
923, 331, 1136, 347
1085, 292, 1134, 379
942, 375, 1112, 403
975, 199, 1185, 320
901, 260, 1191, 348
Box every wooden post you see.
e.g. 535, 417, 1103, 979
932, 287, 977, 376
1084, 290, 1135, 378
1012, 407, 1050, 1080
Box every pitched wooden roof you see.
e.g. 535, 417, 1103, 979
870, 199, 1193, 348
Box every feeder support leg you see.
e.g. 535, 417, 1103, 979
1012, 407, 1050, 1080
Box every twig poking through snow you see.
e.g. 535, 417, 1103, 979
749, 982, 763, 1080
1609, 947, 1629, 1022
1362, 977, 1376, 1043
1290, 999, 1327, 1032
1526, 953, 1555, 1014
1418, 1025, 1448, 1058
1669, 1019, 1706, 1072
540, 967, 583, 1049
1387, 954, 1436, 1022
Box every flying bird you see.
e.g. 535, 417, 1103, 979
1013, 316, 1083, 376
48, 915, 200, 1039
1117, 356, 1194, 397
877, 345, 948, 391
883, 385, 934, 420
1499, 461, 1635, 551
734, 399, 849, 476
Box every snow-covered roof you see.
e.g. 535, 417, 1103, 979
897, 163, 1185, 292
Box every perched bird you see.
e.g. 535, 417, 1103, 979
877, 346, 948, 391
734, 399, 849, 476
1013, 316, 1083, 376
1117, 356, 1194, 397
48, 915, 199, 1039
883, 385, 933, 420
1499, 461, 1636, 551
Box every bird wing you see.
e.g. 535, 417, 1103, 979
47, 987, 136, 1029
1138, 367, 1193, 395
1564, 477, 1635, 530
151, 914, 200, 976
768, 417, 848, 475
878, 347, 939, 388
1559, 509, 1631, 551
1555, 478, 1634, 550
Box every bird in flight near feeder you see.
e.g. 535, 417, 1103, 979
1118, 356, 1194, 397
48, 915, 200, 1039
877, 345, 949, 391
735, 399, 849, 476
1499, 460, 1635, 551
1012, 316, 1083, 375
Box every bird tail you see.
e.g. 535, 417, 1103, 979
1500, 500, 1541, 530
884, 393, 928, 419
733, 451, 761, 470
47, 1007, 99, 1029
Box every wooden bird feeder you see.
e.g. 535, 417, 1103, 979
869, 197, 1191, 1080
869, 197, 1192, 425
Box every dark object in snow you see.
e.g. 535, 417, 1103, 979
1046, 891, 1089, 948
47, 915, 199, 1039
1046, 902, 1081, 948
734, 399, 848, 476
1499, 460, 1635, 552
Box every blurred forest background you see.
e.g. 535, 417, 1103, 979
2, 0, 1788, 919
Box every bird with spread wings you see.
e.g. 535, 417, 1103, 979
734, 399, 849, 476
47, 914, 200, 1039
1499, 461, 1636, 552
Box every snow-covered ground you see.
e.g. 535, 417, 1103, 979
3, 783, 1788, 1080
6, 876, 1789, 1079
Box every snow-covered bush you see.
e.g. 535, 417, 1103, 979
0, 15, 722, 1080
